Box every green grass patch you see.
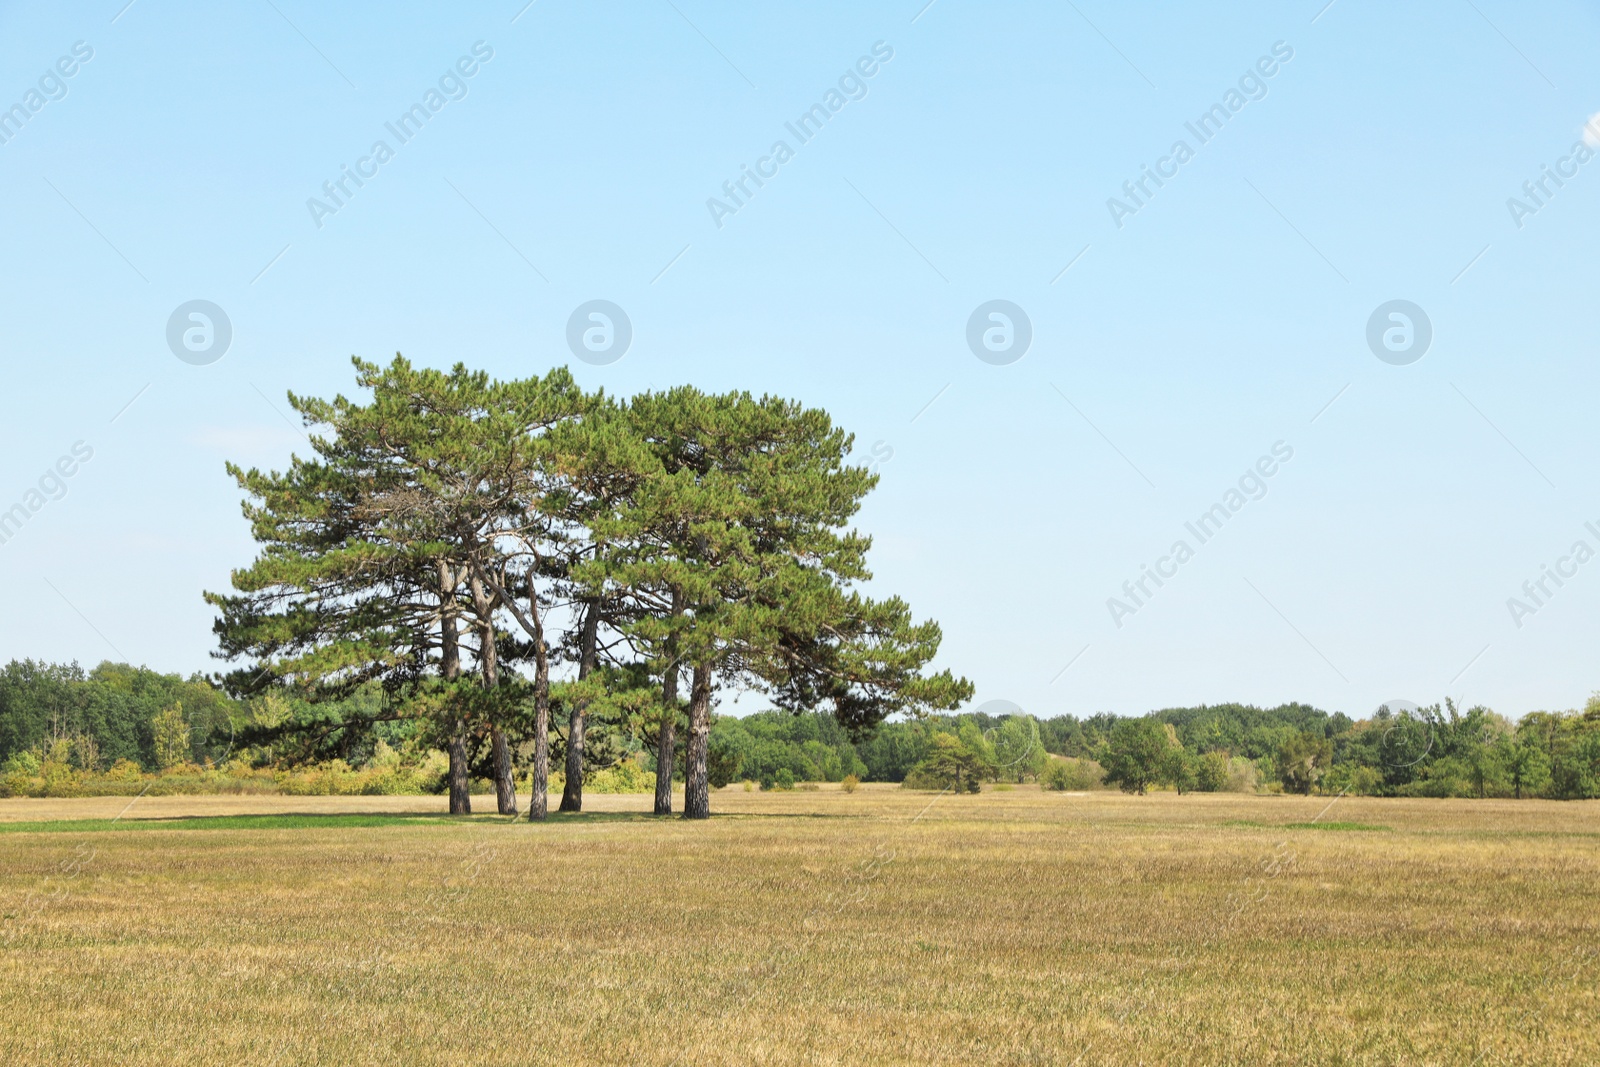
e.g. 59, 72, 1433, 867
1223, 819, 1390, 832
0, 808, 837, 835
0, 812, 467, 835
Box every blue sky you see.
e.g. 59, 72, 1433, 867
1, 0, 1597, 722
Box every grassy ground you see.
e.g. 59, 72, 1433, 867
1, 786, 1596, 1066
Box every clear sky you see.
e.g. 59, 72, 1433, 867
1, 0, 1597, 722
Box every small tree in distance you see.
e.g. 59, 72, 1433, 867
903, 734, 986, 793
1500, 736, 1550, 799
1194, 750, 1230, 792
1100, 718, 1170, 794
1279, 730, 1333, 795
151, 702, 190, 770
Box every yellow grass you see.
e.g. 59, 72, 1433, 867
2, 786, 1597, 1065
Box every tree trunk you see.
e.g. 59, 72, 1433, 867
559, 598, 600, 813
683, 662, 712, 820
449, 725, 472, 815
654, 593, 682, 816
470, 571, 516, 816
491, 728, 516, 816
440, 561, 470, 816
559, 711, 587, 813
654, 661, 678, 815
528, 579, 551, 822
530, 666, 549, 820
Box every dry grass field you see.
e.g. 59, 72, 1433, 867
2, 786, 1597, 1066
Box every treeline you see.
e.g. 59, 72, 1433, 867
0, 661, 422, 797
1046, 699, 1600, 800
717, 698, 1600, 799
707, 702, 1330, 792
0, 660, 235, 773
8, 662, 1600, 801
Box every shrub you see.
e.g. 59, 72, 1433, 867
0, 747, 452, 798
1042, 757, 1105, 791
276, 760, 361, 795
1224, 757, 1260, 793
105, 759, 145, 783
40, 756, 83, 797
3, 751, 42, 777
415, 750, 450, 794
1321, 761, 1380, 796
584, 758, 654, 794
1, 751, 43, 798
840, 774, 859, 794
359, 769, 417, 795
774, 768, 795, 790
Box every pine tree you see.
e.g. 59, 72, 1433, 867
207, 357, 588, 815
617, 387, 972, 818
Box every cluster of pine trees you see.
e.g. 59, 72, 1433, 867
205, 358, 972, 819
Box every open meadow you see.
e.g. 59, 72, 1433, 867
2, 786, 1596, 1066
6, 5, 1599, 1064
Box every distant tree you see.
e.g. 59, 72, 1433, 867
1279, 730, 1333, 795
1156, 724, 1197, 793
151, 702, 190, 770
856, 721, 930, 782
0, 661, 240, 773
957, 721, 998, 781
991, 716, 1048, 782
1464, 726, 1511, 799
1547, 730, 1600, 800
1194, 750, 1230, 792
1038, 716, 1093, 757
1500, 736, 1551, 799
903, 733, 986, 793
1493, 708, 1600, 800
706, 720, 744, 788
1100, 718, 1170, 795
1372, 703, 1441, 790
